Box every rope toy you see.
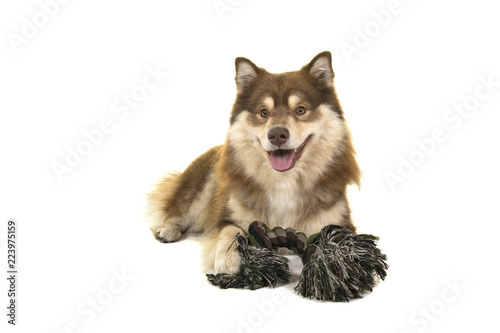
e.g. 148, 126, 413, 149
207, 221, 388, 302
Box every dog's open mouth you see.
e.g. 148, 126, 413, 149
268, 136, 311, 172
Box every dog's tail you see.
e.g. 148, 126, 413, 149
144, 171, 182, 234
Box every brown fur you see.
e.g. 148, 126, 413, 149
146, 51, 361, 273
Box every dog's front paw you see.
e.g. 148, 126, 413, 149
214, 248, 242, 274
154, 223, 182, 243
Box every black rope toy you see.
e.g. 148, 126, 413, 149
207, 221, 388, 302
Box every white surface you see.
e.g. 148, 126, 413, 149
1, 0, 499, 332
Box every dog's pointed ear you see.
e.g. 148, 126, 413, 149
235, 57, 260, 92
304, 51, 334, 87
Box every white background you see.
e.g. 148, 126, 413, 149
1, 0, 499, 332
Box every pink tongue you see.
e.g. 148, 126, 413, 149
270, 150, 295, 171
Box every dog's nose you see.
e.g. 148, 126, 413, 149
267, 127, 289, 147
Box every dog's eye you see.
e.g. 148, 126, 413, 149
296, 106, 306, 115
260, 108, 269, 117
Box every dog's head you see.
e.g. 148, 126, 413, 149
227, 51, 355, 184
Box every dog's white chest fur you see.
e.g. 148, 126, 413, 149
265, 180, 301, 229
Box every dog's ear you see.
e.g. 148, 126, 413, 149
304, 51, 334, 87
235, 57, 260, 93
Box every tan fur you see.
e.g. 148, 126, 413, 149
146, 52, 361, 273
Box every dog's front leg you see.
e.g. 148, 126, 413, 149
215, 224, 243, 274
202, 224, 243, 274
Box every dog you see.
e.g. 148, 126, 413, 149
146, 51, 361, 274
